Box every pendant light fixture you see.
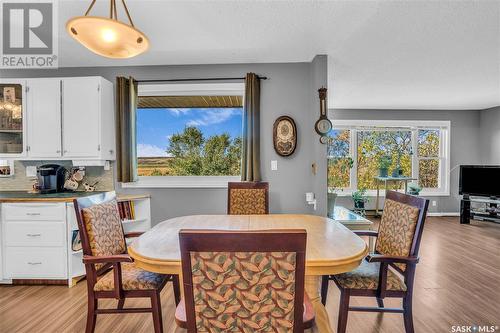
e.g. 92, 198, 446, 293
66, 0, 149, 59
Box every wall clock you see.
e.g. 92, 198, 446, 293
315, 87, 332, 138
273, 116, 297, 157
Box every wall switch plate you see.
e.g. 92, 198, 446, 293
26, 166, 37, 178
432, 200, 437, 207
271, 160, 278, 171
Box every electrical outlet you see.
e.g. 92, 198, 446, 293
432, 200, 437, 207
26, 166, 37, 178
271, 160, 278, 171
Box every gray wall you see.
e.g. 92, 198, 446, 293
3, 63, 496, 218
1, 60, 328, 223
479, 106, 500, 164
330, 109, 483, 213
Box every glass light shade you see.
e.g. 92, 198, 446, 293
66, 16, 149, 59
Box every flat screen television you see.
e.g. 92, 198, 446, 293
459, 165, 500, 197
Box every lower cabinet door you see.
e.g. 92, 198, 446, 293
4, 247, 67, 279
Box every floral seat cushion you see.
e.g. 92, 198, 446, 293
187, 251, 302, 331
94, 262, 167, 291
376, 199, 420, 272
229, 188, 267, 214
333, 259, 407, 291
82, 199, 126, 270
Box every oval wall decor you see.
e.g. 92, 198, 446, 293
273, 116, 297, 157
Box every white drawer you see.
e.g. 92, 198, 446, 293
4, 247, 67, 279
4, 222, 66, 247
3, 203, 66, 221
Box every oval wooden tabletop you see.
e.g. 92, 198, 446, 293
129, 214, 369, 276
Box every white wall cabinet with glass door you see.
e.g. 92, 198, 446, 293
0, 76, 115, 162
0, 79, 27, 158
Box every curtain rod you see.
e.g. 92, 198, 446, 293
136, 76, 268, 83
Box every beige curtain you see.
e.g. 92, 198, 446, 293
115, 77, 138, 183
241, 73, 261, 181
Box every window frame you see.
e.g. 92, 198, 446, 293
328, 119, 451, 197
122, 82, 245, 189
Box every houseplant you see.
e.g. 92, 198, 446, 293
408, 183, 422, 195
378, 155, 392, 177
352, 189, 369, 209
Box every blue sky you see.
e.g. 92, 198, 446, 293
137, 107, 243, 157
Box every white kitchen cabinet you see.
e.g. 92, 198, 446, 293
1, 202, 67, 280
26, 78, 62, 158
62, 77, 115, 161
62, 77, 100, 158
0, 76, 115, 162
1, 197, 151, 286
0, 79, 27, 158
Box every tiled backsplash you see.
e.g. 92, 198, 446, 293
0, 160, 114, 191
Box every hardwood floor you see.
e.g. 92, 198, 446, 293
1, 217, 499, 333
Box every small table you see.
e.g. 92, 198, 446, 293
333, 206, 374, 250
374, 176, 417, 216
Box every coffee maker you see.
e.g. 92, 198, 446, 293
37, 164, 67, 194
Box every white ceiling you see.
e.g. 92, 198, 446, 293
58, 0, 500, 110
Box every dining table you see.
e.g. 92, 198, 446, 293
129, 214, 369, 333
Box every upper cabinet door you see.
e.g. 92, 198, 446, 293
27, 79, 62, 158
0, 79, 27, 157
62, 77, 100, 158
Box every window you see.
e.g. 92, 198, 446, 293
327, 130, 352, 189
327, 120, 450, 196
123, 83, 244, 188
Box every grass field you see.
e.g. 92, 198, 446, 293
137, 157, 175, 176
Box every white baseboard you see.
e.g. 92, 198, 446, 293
427, 212, 460, 217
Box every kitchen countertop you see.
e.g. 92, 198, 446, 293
0, 191, 150, 203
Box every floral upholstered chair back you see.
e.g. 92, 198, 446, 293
376, 195, 421, 271
227, 182, 269, 215
80, 198, 126, 269
180, 230, 307, 333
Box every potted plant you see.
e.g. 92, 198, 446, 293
378, 156, 392, 177
408, 183, 422, 195
352, 189, 369, 209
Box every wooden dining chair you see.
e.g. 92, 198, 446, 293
74, 191, 181, 333
174, 229, 315, 333
227, 181, 269, 214
324, 190, 429, 333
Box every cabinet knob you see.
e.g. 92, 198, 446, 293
63, 150, 68, 154
56, 150, 61, 154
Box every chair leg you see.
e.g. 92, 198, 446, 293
85, 296, 97, 333
376, 297, 384, 308
337, 289, 350, 333
403, 295, 414, 333
172, 275, 181, 306
151, 291, 164, 333
320, 275, 329, 306
117, 298, 125, 310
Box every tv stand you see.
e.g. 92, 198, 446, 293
460, 195, 500, 224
